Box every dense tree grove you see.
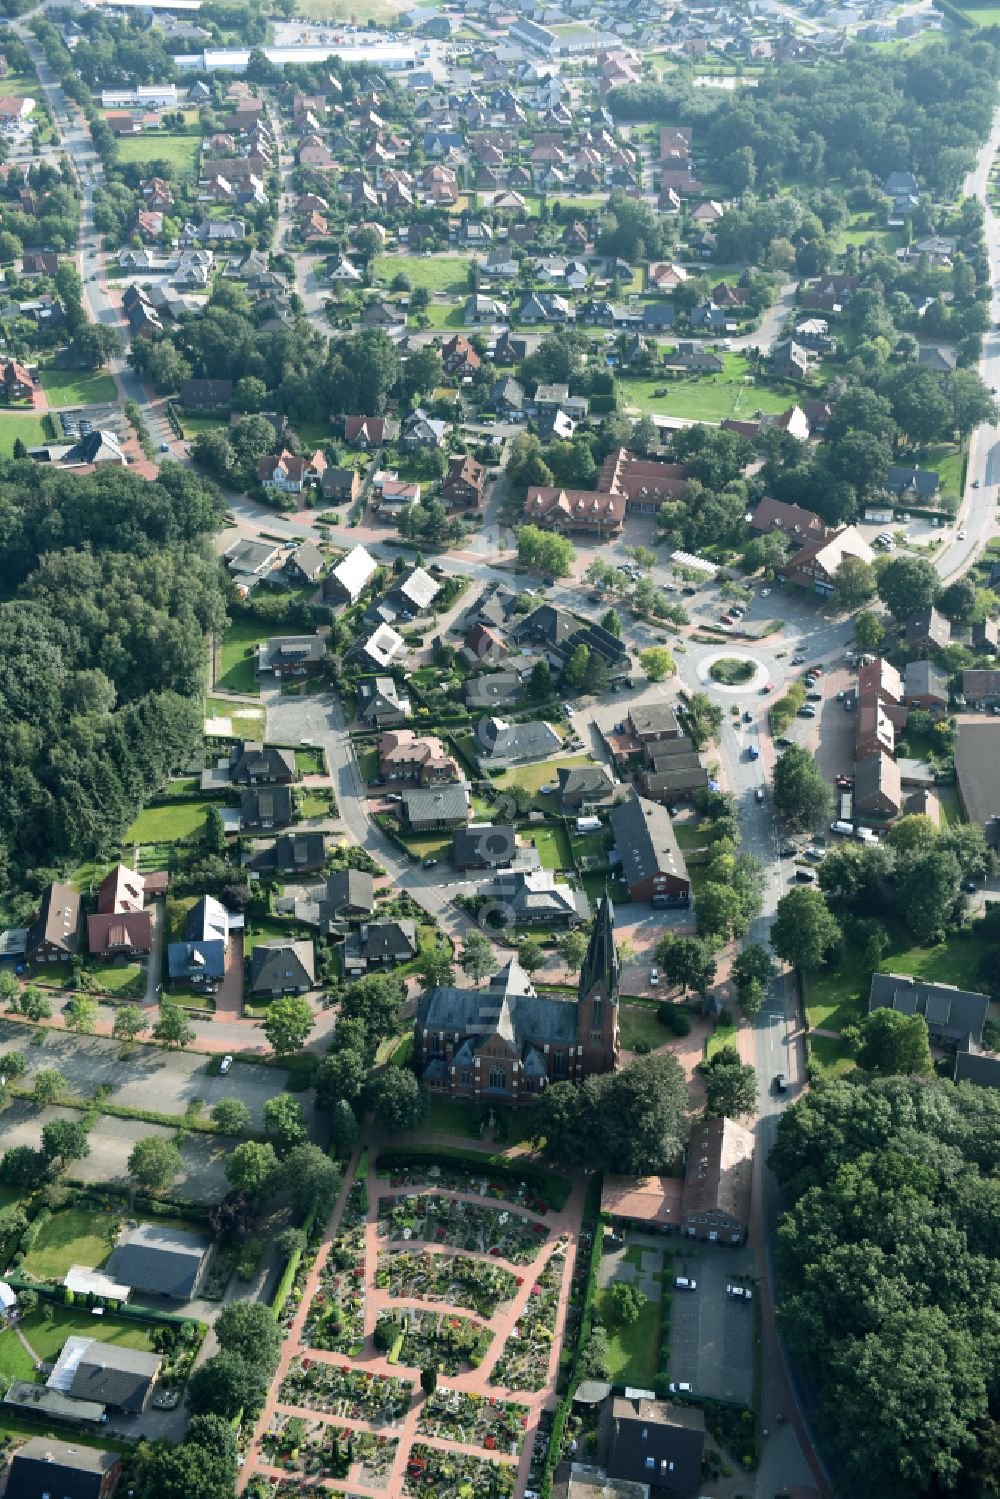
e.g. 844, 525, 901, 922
770, 1076, 1000, 1497
0, 461, 226, 898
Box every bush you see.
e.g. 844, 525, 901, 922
657, 1003, 692, 1036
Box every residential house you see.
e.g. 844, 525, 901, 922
465, 294, 508, 326
524, 485, 626, 538
520, 290, 572, 324
250, 940, 315, 998
27, 882, 80, 965
607, 1396, 706, 1495
224, 537, 281, 592
869, 971, 988, 1049
321, 467, 363, 507
298, 870, 375, 933
258, 449, 327, 493
441, 334, 481, 379
954, 1051, 1000, 1090
649, 261, 687, 292
641, 303, 676, 333
329, 255, 361, 282
442, 453, 487, 511
784, 526, 875, 595
487, 868, 590, 927
21, 252, 58, 277
856, 696, 896, 761
906, 606, 950, 653
771, 338, 813, 381
887, 465, 939, 503
247, 832, 326, 878
749, 497, 826, 544
379, 729, 459, 784
918, 345, 957, 374
474, 715, 561, 769
853, 751, 902, 821
628, 704, 681, 744
972, 619, 999, 654
325, 544, 378, 607
347, 623, 408, 672
257, 634, 326, 679
963, 668, 1000, 706
167, 895, 229, 990
87, 864, 154, 960
6, 1439, 121, 1499
400, 409, 447, 448
240, 786, 293, 833
663, 342, 723, 374
69, 1345, 162, 1414
452, 823, 518, 871
358, 676, 410, 727
344, 919, 417, 974
678, 1114, 754, 1244
106, 1223, 210, 1300
414, 895, 620, 1103
557, 764, 616, 812
689, 301, 728, 333
609, 791, 690, 905
904, 660, 950, 716
491, 375, 525, 416
955, 721, 1000, 846
226, 742, 295, 787
465, 670, 526, 710
178, 377, 233, 412
464, 622, 508, 665
400, 783, 471, 831
284, 540, 325, 585
344, 415, 393, 449
1, 359, 33, 401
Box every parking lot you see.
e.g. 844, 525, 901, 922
0, 1020, 319, 1132
53, 403, 127, 442
668, 1240, 756, 1404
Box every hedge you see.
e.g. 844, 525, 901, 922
540, 1210, 605, 1499
374, 1146, 570, 1210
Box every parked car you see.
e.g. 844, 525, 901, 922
776, 736, 793, 748
755, 787, 765, 803
423, 858, 438, 869
807, 691, 823, 701
797, 706, 817, 718
726, 1284, 753, 1301
219, 1055, 233, 1075
747, 744, 759, 760
743, 710, 753, 722
778, 845, 796, 857
650, 967, 659, 986
674, 1277, 697, 1291
773, 1073, 787, 1094
958, 528, 967, 540
668, 1382, 692, 1394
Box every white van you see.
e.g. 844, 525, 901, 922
830, 820, 854, 836
855, 826, 877, 844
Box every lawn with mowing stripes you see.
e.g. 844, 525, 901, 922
0, 412, 50, 454
127, 797, 217, 844
39, 368, 118, 406
115, 132, 200, 174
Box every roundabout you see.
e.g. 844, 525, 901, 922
695, 648, 770, 693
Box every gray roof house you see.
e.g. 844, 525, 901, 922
69, 1343, 162, 1413
887, 465, 939, 501
250, 940, 316, 997
489, 868, 590, 926
608, 1396, 706, 1495
868, 971, 988, 1049
106, 1223, 211, 1299
5, 1439, 120, 1499
248, 832, 326, 877
166, 894, 229, 988
475, 715, 561, 768
401, 783, 471, 831
240, 785, 293, 832
344, 918, 418, 974
453, 823, 518, 870
557, 764, 616, 811
465, 670, 526, 709
358, 675, 411, 725
297, 869, 376, 932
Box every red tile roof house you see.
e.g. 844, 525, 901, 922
378, 729, 460, 785
524, 485, 626, 538
442, 453, 487, 511
259, 449, 327, 494
87, 863, 162, 959
1, 358, 33, 402
749, 496, 827, 544
344, 415, 390, 448
856, 695, 896, 760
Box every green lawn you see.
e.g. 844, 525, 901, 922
127, 797, 215, 845
918, 442, 964, 495
22, 1206, 116, 1280
243, 917, 312, 953
619, 363, 795, 422
295, 747, 327, 776
181, 414, 226, 439
86, 961, 145, 997
217, 619, 270, 695
115, 132, 201, 174
399, 832, 454, 863
39, 368, 118, 407
378, 255, 469, 294
955, 2, 1000, 21
805, 926, 992, 1033
416, 302, 465, 330
494, 754, 593, 810
808, 1033, 857, 1079
527, 823, 573, 871
297, 789, 335, 817
672, 822, 709, 851
421, 1098, 485, 1138
836, 226, 902, 253
0, 412, 50, 454
706, 1015, 738, 1061
620, 1004, 670, 1051
356, 746, 379, 782
0, 1306, 156, 1383
205, 697, 266, 738
596, 1274, 663, 1385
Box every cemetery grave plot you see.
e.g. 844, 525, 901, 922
278, 1358, 414, 1427
416, 1386, 530, 1455
378, 1192, 549, 1263
488, 1243, 568, 1393
376, 1307, 493, 1376
376, 1248, 520, 1318
261, 1412, 397, 1489
403, 1441, 517, 1498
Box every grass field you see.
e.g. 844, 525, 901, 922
494, 754, 593, 810
618, 363, 794, 422
620, 1004, 670, 1051
180, 413, 226, 439
217, 619, 270, 695
298, 788, 335, 817
0, 1306, 156, 1383
808, 1033, 857, 1079
955, 2, 1000, 21
804, 925, 992, 1033
205, 697, 267, 738
127, 797, 214, 844
243, 916, 312, 953
706, 1014, 738, 1061
39, 368, 118, 407
378, 256, 469, 294
86, 961, 145, 997
115, 132, 200, 174
527, 823, 573, 870
0, 412, 50, 454
918, 441, 965, 495
417, 302, 466, 330
22, 1205, 115, 1279
596, 1247, 663, 1386
296, 0, 404, 15
421, 1098, 484, 1138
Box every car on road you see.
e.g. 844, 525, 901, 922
674, 1277, 697, 1291
958, 528, 967, 540
773, 1073, 787, 1093
760, 587, 771, 597
726, 1284, 753, 1301
385, 793, 403, 802
963, 880, 978, 894
755, 787, 765, 803
743, 710, 753, 722
721, 613, 734, 624
797, 705, 817, 718
160, 441, 169, 452
747, 744, 759, 760
836, 690, 845, 701
760, 682, 772, 694
542, 577, 555, 587
539, 784, 554, 795
791, 654, 806, 665
668, 1382, 693, 1394
795, 868, 817, 882
650, 967, 659, 986
779, 845, 796, 857
972, 481, 980, 489
422, 858, 438, 869
220, 1055, 233, 1075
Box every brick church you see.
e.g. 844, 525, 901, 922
414, 894, 621, 1103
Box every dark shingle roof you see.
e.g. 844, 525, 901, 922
7, 1438, 118, 1499
869, 972, 987, 1046
70, 1344, 161, 1412
609, 790, 689, 892
105, 1223, 210, 1298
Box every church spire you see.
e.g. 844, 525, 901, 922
578, 890, 619, 1004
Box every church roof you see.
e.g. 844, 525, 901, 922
580, 891, 618, 1001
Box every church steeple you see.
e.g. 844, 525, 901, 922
578, 891, 619, 1004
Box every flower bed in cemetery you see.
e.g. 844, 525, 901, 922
376, 1308, 493, 1376
402, 1441, 517, 1498
278, 1358, 414, 1426
417, 1387, 529, 1454
261, 1412, 397, 1489
489, 1242, 567, 1393
305, 1220, 367, 1356
376, 1248, 520, 1318
379, 1192, 549, 1263
381, 1157, 559, 1211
